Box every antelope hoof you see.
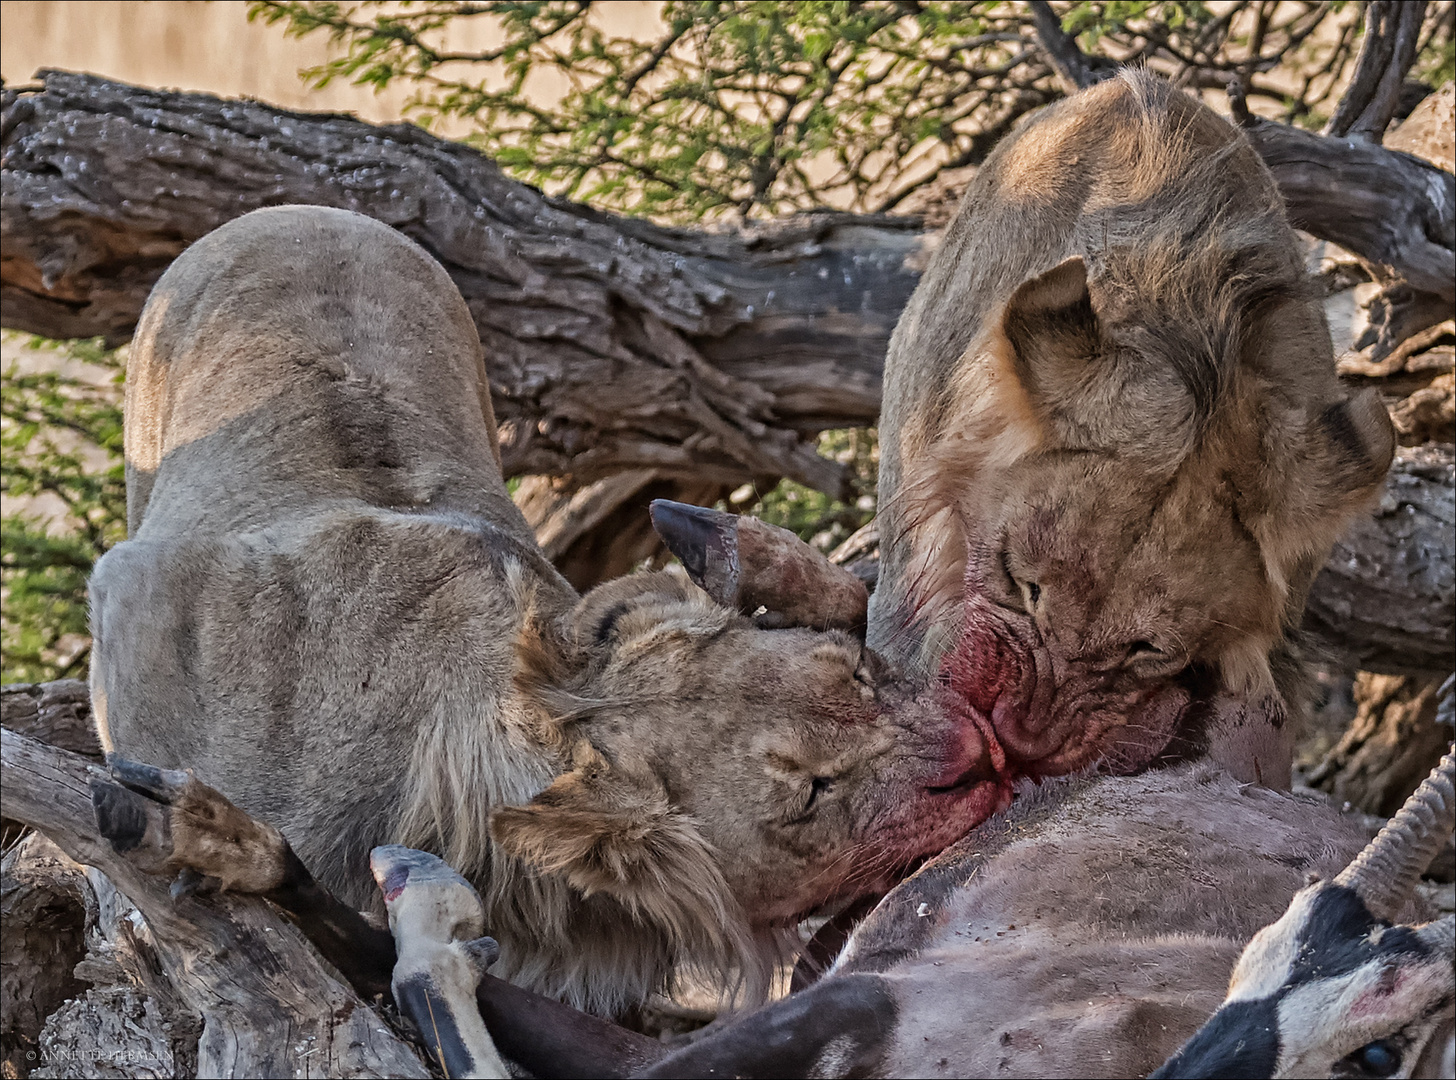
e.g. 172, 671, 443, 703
91, 754, 293, 895
370, 845, 510, 1079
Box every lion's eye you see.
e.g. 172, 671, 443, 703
804, 776, 833, 813
852, 653, 876, 690
1023, 580, 1041, 607
1000, 553, 1041, 615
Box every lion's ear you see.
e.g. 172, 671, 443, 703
999, 256, 1102, 404
1242, 387, 1395, 608
1310, 388, 1396, 502
490, 756, 733, 930
649, 500, 868, 632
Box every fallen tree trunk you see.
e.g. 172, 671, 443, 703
1303, 445, 1456, 676
3, 72, 1452, 672
2, 71, 928, 498
0, 726, 429, 1079
5, 71, 1454, 491
1241, 115, 1455, 302
1, 833, 89, 1078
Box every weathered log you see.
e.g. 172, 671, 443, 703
1303, 445, 1456, 676
0, 680, 101, 759
0, 726, 429, 1079
1306, 672, 1453, 820
30, 867, 202, 1080
2, 71, 927, 498
1, 834, 89, 1079
1238, 114, 1455, 304
1323, 1, 1428, 145
3, 72, 1452, 664
0, 680, 99, 847
5, 71, 1454, 492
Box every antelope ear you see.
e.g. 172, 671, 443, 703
649, 500, 868, 632
490, 754, 732, 930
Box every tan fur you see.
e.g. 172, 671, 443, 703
869, 72, 1394, 783
89, 206, 995, 1018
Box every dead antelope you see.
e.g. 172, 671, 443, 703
86, 737, 1454, 1079
87, 205, 1003, 1019
1154, 747, 1456, 1080
363, 759, 1438, 1079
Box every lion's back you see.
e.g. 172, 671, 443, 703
89, 505, 557, 906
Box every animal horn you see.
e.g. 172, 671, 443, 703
1416, 912, 1455, 955
649, 500, 868, 631
1334, 743, 1456, 922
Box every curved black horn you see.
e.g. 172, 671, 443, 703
649, 500, 868, 631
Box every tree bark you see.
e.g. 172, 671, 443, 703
1238, 115, 1455, 304
1305, 672, 1453, 834
1303, 445, 1455, 677
1, 834, 90, 1079
2, 71, 929, 498
5, 71, 1454, 491
0, 680, 99, 847
0, 726, 429, 1079
1323, 1, 1428, 144
0, 681, 101, 759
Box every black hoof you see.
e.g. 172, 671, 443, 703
463, 936, 500, 972
89, 778, 150, 853
170, 866, 220, 900
106, 754, 190, 802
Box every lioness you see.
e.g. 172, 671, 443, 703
870, 70, 1395, 786
87, 205, 998, 1016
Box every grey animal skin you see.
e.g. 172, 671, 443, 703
631, 762, 1442, 1079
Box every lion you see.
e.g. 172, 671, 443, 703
869, 70, 1395, 787
87, 205, 1000, 1018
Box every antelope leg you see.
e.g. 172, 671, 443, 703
91, 754, 396, 998
370, 846, 512, 1079
474, 972, 667, 1079
631, 972, 897, 1079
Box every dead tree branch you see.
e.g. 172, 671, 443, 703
1, 72, 931, 498
1238, 113, 1455, 304
1326, 1, 1428, 144
0, 726, 429, 1078
1028, 1, 1100, 93
5, 72, 1453, 491
1303, 446, 1456, 677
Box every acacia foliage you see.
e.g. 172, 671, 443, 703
1, 337, 125, 682
250, 0, 1455, 220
